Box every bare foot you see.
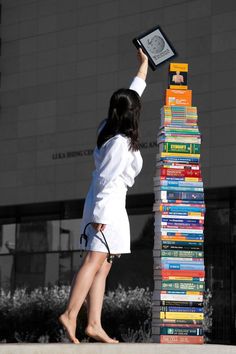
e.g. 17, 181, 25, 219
85, 324, 119, 343
59, 312, 80, 344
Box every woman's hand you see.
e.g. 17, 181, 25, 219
137, 48, 148, 65
136, 48, 148, 81
92, 223, 106, 232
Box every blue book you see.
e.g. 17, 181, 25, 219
161, 218, 203, 224
160, 180, 203, 187
161, 306, 203, 313
159, 186, 204, 192
162, 264, 205, 271
161, 206, 205, 212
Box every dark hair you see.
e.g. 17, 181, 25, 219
97, 88, 141, 151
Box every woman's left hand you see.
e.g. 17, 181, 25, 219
92, 223, 106, 232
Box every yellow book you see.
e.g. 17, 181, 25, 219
185, 177, 202, 182
160, 152, 200, 158
169, 63, 188, 90
160, 312, 204, 320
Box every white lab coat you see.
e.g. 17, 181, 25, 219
80, 76, 146, 254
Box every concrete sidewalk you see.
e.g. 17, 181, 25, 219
0, 343, 236, 354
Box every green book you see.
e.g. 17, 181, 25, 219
161, 142, 200, 154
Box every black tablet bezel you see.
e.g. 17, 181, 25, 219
133, 25, 177, 71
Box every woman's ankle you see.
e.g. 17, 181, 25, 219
62, 309, 77, 321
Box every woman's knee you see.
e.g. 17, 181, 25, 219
96, 259, 112, 278
83, 251, 108, 272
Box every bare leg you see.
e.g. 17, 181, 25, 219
85, 259, 119, 343
59, 251, 107, 344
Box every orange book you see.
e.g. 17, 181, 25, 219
162, 270, 205, 278
160, 335, 204, 344
165, 89, 192, 106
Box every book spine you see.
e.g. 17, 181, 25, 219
160, 294, 203, 302
160, 300, 203, 307
161, 270, 205, 278
160, 168, 201, 178
160, 218, 204, 224
161, 250, 204, 258
158, 319, 203, 325
160, 281, 205, 291
160, 327, 203, 336
161, 244, 203, 251
157, 180, 203, 187
159, 191, 204, 201
160, 335, 204, 344
160, 306, 203, 313
161, 142, 200, 154
156, 318, 203, 328
161, 257, 204, 262
162, 266, 204, 273
160, 312, 204, 320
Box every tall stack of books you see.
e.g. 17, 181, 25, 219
152, 63, 205, 344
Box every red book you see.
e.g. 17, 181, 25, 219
160, 335, 204, 344
162, 270, 205, 278
160, 168, 201, 178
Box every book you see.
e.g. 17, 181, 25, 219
155, 186, 203, 192
160, 300, 203, 307
162, 257, 204, 262
161, 270, 205, 278
161, 211, 204, 217
160, 306, 203, 313
159, 142, 200, 154
157, 191, 204, 201
155, 186, 204, 193
160, 335, 204, 344
161, 235, 204, 241
160, 327, 203, 336
161, 244, 203, 251
159, 218, 204, 225
159, 152, 200, 159
160, 311, 204, 320
159, 281, 205, 291
160, 167, 202, 177
154, 318, 203, 325
161, 250, 204, 258
155, 179, 203, 188
161, 264, 204, 271
156, 203, 205, 213
168, 63, 188, 90
161, 290, 203, 295
165, 89, 192, 106
160, 294, 203, 302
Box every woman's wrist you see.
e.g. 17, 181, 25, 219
137, 62, 148, 81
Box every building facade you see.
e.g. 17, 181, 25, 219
0, 0, 236, 344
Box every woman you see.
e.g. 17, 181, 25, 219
59, 48, 148, 344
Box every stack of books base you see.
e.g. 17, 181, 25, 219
152, 104, 205, 344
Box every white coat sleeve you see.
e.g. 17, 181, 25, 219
92, 136, 129, 224
129, 76, 146, 97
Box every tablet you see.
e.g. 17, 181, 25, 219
133, 25, 177, 70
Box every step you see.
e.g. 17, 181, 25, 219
0, 343, 236, 354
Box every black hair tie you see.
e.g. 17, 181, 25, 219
80, 222, 112, 263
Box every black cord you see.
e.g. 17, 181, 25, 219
80, 222, 112, 263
